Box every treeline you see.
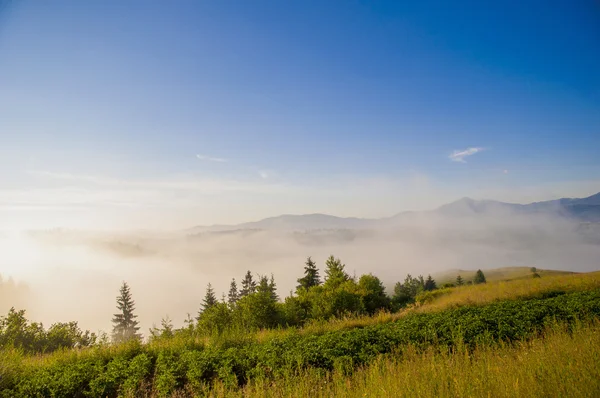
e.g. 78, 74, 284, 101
0, 256, 489, 353
148, 256, 488, 341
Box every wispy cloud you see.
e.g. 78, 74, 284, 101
449, 147, 485, 163
196, 154, 227, 163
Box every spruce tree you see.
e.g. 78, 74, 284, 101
111, 282, 141, 343
197, 283, 218, 321
228, 278, 239, 306
323, 255, 349, 288
456, 275, 464, 286
296, 256, 321, 291
240, 270, 256, 297
473, 269, 487, 284
202, 283, 217, 311
268, 274, 279, 302
424, 275, 437, 291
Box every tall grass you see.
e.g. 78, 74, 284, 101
217, 320, 600, 398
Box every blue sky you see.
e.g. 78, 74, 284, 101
0, 1, 599, 229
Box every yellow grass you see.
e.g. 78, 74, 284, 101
207, 321, 600, 398
419, 270, 600, 313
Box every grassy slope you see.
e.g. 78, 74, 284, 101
2, 271, 600, 397
435, 266, 576, 285
228, 321, 600, 398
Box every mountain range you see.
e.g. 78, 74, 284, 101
189, 192, 600, 233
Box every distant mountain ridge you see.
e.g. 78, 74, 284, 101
189, 192, 600, 233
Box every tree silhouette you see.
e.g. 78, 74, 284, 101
424, 275, 437, 291
240, 270, 257, 297
474, 269, 487, 284
111, 282, 141, 343
297, 256, 321, 291
201, 283, 217, 311
456, 275, 464, 286
228, 278, 239, 306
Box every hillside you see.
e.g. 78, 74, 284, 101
435, 266, 577, 285
2, 272, 600, 397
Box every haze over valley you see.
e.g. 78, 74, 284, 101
2, 192, 599, 334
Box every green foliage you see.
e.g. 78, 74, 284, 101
0, 308, 96, 354
199, 283, 218, 317
3, 289, 599, 396
149, 317, 174, 342
533, 272, 541, 279
424, 275, 437, 291
358, 274, 390, 314
530, 267, 537, 273
240, 271, 256, 298
474, 270, 487, 284
456, 274, 464, 286
112, 282, 141, 343
415, 288, 453, 305
234, 291, 280, 330
296, 256, 321, 291
228, 278, 239, 306
392, 274, 424, 308
323, 255, 349, 288
197, 302, 234, 335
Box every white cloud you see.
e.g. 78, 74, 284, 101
449, 147, 485, 163
196, 154, 227, 163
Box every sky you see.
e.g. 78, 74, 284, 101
0, 0, 599, 230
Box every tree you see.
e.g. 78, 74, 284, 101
296, 256, 321, 291
228, 278, 239, 306
456, 275, 465, 286
111, 282, 141, 343
240, 270, 256, 297
358, 274, 390, 314
473, 269, 487, 284
392, 274, 424, 308
149, 316, 174, 342
424, 275, 437, 291
530, 267, 537, 273
201, 283, 217, 312
268, 274, 279, 302
324, 255, 349, 288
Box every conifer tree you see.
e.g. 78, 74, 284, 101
111, 282, 141, 343
268, 274, 279, 302
323, 255, 349, 288
456, 275, 464, 286
240, 270, 256, 297
228, 278, 239, 306
202, 283, 217, 312
424, 275, 437, 291
474, 269, 487, 284
296, 256, 321, 291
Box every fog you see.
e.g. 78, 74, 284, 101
1, 212, 599, 335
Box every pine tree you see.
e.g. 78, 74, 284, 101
268, 274, 279, 302
228, 278, 239, 306
424, 275, 437, 291
202, 283, 217, 311
473, 269, 487, 284
197, 283, 218, 321
296, 256, 321, 291
240, 270, 256, 297
456, 275, 464, 286
111, 282, 141, 343
324, 255, 349, 288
